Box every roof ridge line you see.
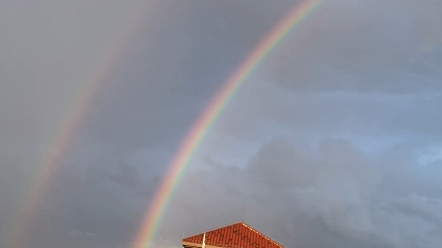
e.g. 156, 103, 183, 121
240, 223, 284, 248
182, 222, 245, 239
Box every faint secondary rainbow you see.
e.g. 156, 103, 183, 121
5, 2, 156, 248
132, 0, 324, 247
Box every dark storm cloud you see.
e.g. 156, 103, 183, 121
164, 137, 442, 248
214, 2, 442, 140
264, 0, 442, 93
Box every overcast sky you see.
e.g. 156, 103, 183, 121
1, 0, 442, 248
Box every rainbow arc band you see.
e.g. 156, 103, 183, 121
131, 0, 324, 247
5, 1, 157, 248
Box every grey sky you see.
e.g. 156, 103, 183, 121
1, 0, 442, 248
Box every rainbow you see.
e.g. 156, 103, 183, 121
5, 2, 155, 248
132, 0, 324, 247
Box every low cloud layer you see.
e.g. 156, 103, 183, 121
164, 137, 442, 248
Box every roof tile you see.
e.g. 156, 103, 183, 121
182, 222, 283, 248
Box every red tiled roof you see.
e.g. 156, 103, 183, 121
182, 222, 284, 248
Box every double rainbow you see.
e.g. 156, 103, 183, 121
7, 0, 323, 248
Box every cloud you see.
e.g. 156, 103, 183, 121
162, 136, 442, 248
263, 0, 442, 93
215, 82, 442, 143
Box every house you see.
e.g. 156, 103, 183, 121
182, 222, 284, 248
